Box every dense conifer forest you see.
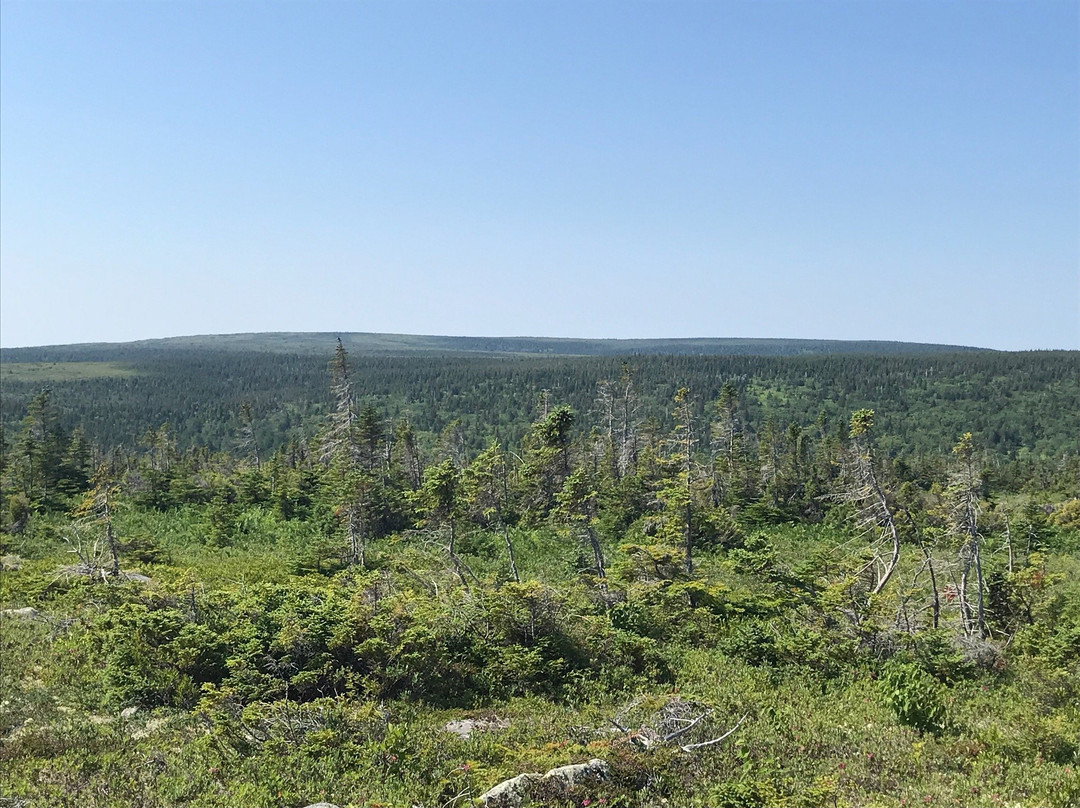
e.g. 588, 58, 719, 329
1, 336, 1078, 807
2, 335, 1077, 462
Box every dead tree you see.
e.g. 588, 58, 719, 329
950, 433, 986, 639
237, 401, 261, 468
71, 464, 121, 578
709, 380, 743, 506
837, 410, 901, 599
319, 338, 360, 466
670, 388, 699, 576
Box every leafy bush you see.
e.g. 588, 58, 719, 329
101, 603, 228, 708
881, 660, 947, 735
709, 779, 778, 808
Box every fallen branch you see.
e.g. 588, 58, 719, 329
679, 712, 749, 752
662, 708, 713, 743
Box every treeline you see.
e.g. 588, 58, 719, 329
2, 349, 1078, 469
0, 331, 982, 361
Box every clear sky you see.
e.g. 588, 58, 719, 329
1, 0, 1077, 350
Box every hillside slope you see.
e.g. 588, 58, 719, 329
0, 331, 985, 361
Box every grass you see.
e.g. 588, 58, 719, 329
0, 361, 138, 382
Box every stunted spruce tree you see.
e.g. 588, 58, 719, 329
320, 339, 367, 566
839, 409, 902, 600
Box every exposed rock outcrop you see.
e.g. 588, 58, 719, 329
476, 773, 543, 806
477, 758, 608, 806
541, 758, 609, 788
0, 608, 40, 620
443, 716, 510, 739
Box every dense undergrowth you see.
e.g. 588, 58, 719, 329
3, 513, 1078, 807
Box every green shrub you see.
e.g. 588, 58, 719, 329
721, 619, 780, 667
101, 603, 228, 708
709, 779, 778, 808
881, 659, 947, 735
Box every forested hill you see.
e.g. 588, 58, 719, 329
1, 334, 1076, 465
0, 331, 983, 361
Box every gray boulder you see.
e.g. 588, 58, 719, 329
477, 773, 542, 807
1, 608, 40, 620
541, 758, 609, 788
477, 758, 609, 806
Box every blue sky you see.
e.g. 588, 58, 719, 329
1, 0, 1076, 350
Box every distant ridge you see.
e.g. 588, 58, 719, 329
0, 332, 987, 362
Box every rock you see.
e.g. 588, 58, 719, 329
131, 717, 167, 739
123, 572, 153, 584
444, 719, 477, 738
1, 554, 22, 571
6, 718, 36, 742
477, 772, 543, 807
478, 759, 608, 806
300, 804, 341, 808
120, 707, 139, 720
541, 758, 609, 789
443, 716, 510, 739
1, 608, 40, 620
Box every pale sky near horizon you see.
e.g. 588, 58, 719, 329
1, 0, 1077, 350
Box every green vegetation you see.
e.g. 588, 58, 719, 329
2, 334, 1077, 463
2, 331, 981, 359
1, 361, 137, 382
1, 340, 1077, 807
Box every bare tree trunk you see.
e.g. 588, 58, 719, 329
104, 497, 120, 577
951, 435, 985, 639
924, 546, 940, 629
447, 519, 470, 591
973, 530, 986, 639
596, 379, 618, 480
1004, 511, 1013, 574
684, 494, 694, 576
837, 412, 903, 603
957, 490, 985, 638
617, 366, 639, 479
866, 466, 900, 597
347, 504, 366, 569
901, 505, 939, 630
498, 461, 519, 583
674, 388, 697, 577
502, 521, 520, 583
586, 523, 606, 579
958, 556, 974, 635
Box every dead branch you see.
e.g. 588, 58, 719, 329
662, 708, 714, 743
609, 697, 746, 754
679, 712, 749, 752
